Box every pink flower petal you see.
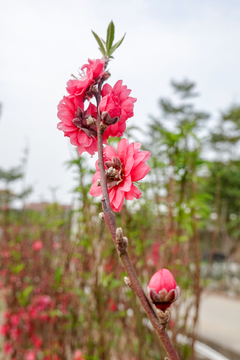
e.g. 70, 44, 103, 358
119, 175, 131, 192
69, 132, 79, 146
109, 187, 116, 204
133, 151, 151, 169
125, 184, 135, 200
85, 141, 98, 156
92, 171, 100, 183
118, 89, 131, 101
77, 145, 85, 156
101, 83, 112, 97
133, 185, 142, 199
104, 145, 117, 160
117, 138, 128, 163
131, 163, 151, 182
133, 142, 142, 154
124, 143, 135, 176
78, 131, 92, 147
113, 80, 123, 95
90, 182, 102, 197
57, 122, 74, 132
112, 188, 125, 211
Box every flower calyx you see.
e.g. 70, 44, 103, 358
85, 85, 98, 99
105, 156, 123, 189
102, 71, 111, 81
156, 308, 171, 327
101, 111, 120, 126
73, 107, 97, 138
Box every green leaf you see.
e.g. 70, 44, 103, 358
91, 30, 106, 55
22, 285, 34, 298
10, 263, 25, 274
55, 266, 63, 284
179, 235, 189, 243
49, 309, 65, 318
106, 21, 115, 53
17, 285, 34, 306
109, 33, 126, 56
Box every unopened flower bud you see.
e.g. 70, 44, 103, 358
147, 269, 180, 311
103, 71, 111, 81
99, 212, 104, 221
101, 111, 120, 125
91, 86, 98, 95
101, 111, 111, 123
124, 276, 132, 288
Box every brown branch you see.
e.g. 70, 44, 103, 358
190, 161, 201, 360
95, 94, 180, 359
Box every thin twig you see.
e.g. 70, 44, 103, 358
95, 84, 180, 359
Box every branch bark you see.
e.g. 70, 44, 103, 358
95, 87, 180, 359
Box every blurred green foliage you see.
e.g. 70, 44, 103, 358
0, 80, 240, 360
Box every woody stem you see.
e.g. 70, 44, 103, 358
95, 83, 180, 360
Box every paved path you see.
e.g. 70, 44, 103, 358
197, 293, 240, 356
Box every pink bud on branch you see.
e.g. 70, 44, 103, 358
147, 269, 180, 311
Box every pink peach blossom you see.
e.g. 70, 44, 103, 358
57, 97, 99, 156
53, 242, 60, 249
43, 355, 61, 360
0, 323, 10, 335
74, 349, 85, 360
66, 58, 105, 99
4, 342, 13, 354
82, 58, 105, 80
4, 310, 10, 319
90, 138, 150, 212
31, 335, 42, 348
33, 295, 52, 311
10, 314, 20, 326
10, 327, 21, 340
58, 58, 106, 156
25, 350, 36, 360
100, 80, 137, 138
32, 240, 43, 251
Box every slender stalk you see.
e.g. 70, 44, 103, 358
95, 85, 180, 359
190, 160, 201, 360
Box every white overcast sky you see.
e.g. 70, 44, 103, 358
0, 0, 240, 204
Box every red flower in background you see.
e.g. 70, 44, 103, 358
43, 356, 61, 360
147, 269, 180, 311
25, 350, 36, 360
31, 334, 42, 348
107, 298, 117, 312
100, 80, 137, 138
90, 138, 150, 212
4, 342, 13, 354
0, 323, 10, 335
74, 350, 85, 360
32, 241, 43, 251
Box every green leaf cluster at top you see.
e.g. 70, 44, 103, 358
92, 21, 125, 58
